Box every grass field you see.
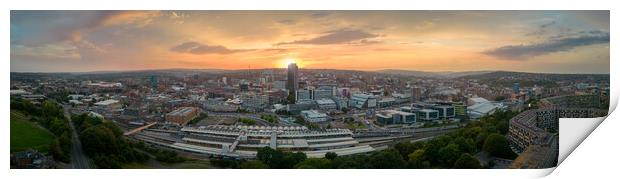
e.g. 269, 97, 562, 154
10, 111, 55, 153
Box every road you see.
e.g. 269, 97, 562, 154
63, 105, 91, 169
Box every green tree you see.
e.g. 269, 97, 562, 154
395, 141, 424, 159
407, 149, 430, 168
240, 160, 269, 169
41, 100, 64, 119
475, 132, 488, 149
256, 147, 306, 169
332, 155, 372, 169
453, 153, 482, 169
453, 137, 476, 154
370, 149, 406, 169
482, 134, 517, 159
408, 149, 425, 162
423, 135, 452, 165
92, 154, 122, 169
80, 125, 119, 156
496, 121, 509, 135
287, 92, 296, 104
295, 158, 332, 169
438, 143, 462, 167
281, 152, 307, 169
50, 139, 69, 163
325, 152, 338, 160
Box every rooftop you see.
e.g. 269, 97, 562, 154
94, 99, 119, 106
168, 107, 198, 116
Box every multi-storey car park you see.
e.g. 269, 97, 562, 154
508, 108, 606, 152
133, 125, 375, 159
507, 95, 607, 168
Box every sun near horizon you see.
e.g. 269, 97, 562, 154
279, 58, 303, 68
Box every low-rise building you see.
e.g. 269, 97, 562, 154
333, 97, 349, 110
452, 102, 468, 118
350, 93, 377, 109
93, 99, 121, 114
315, 98, 337, 110
241, 93, 269, 112
417, 109, 439, 121
377, 97, 396, 108
301, 110, 329, 123
10, 150, 55, 169
313, 87, 333, 100
431, 105, 456, 119
376, 110, 416, 125
287, 100, 317, 114
296, 89, 313, 101
166, 107, 201, 125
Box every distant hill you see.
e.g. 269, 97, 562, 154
377, 69, 494, 78
457, 71, 609, 79
11, 68, 607, 80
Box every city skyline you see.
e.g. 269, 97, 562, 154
11, 11, 610, 73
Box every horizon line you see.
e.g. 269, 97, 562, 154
9, 67, 611, 75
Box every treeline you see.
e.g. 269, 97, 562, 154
72, 113, 189, 168
214, 110, 518, 169
131, 141, 187, 163
72, 113, 150, 168
260, 114, 279, 124
238, 118, 256, 125
210, 147, 309, 169
10, 98, 72, 163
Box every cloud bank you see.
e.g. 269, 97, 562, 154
170, 42, 250, 54
277, 29, 380, 45
483, 31, 609, 59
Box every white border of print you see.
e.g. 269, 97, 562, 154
2, 0, 618, 179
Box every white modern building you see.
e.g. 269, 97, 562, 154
315, 98, 337, 110
432, 105, 456, 119
350, 93, 377, 109
313, 87, 334, 100
376, 110, 416, 125
301, 110, 329, 123
241, 93, 269, 112
467, 97, 504, 119
417, 109, 439, 121
296, 89, 313, 101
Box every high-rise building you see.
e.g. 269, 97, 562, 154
287, 63, 299, 102
513, 83, 520, 94
149, 75, 158, 89
411, 87, 422, 103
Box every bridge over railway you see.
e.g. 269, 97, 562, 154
124, 122, 158, 136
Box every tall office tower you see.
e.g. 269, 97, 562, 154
149, 75, 158, 89
411, 87, 422, 103
513, 83, 520, 94
287, 63, 299, 102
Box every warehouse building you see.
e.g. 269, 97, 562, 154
165, 107, 201, 126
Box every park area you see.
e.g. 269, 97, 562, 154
10, 111, 55, 153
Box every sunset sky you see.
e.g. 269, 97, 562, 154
10, 11, 609, 73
